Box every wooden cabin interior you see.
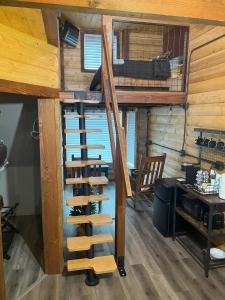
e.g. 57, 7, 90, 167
0, 1, 225, 299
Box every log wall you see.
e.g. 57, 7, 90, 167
64, 41, 94, 91
128, 29, 163, 60
148, 25, 225, 177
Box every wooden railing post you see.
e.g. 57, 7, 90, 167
101, 21, 131, 276
115, 134, 127, 276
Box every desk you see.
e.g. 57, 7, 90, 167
173, 182, 225, 277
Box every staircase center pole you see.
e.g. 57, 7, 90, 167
77, 102, 99, 286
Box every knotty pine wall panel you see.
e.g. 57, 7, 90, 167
148, 25, 225, 177
128, 29, 163, 60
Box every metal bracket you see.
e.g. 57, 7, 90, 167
181, 102, 189, 110
117, 256, 126, 277
179, 150, 186, 157
118, 265, 127, 277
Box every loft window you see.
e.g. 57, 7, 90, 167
81, 32, 118, 72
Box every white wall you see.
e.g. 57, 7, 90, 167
0, 95, 41, 216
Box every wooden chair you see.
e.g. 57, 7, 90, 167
129, 153, 166, 211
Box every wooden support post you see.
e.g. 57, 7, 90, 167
0, 215, 6, 300
38, 98, 63, 274
115, 135, 127, 276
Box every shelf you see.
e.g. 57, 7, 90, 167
177, 234, 225, 269
194, 128, 225, 135
176, 182, 225, 206
176, 207, 225, 238
197, 144, 225, 155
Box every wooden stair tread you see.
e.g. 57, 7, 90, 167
66, 176, 108, 185
65, 145, 105, 150
64, 129, 102, 134
89, 176, 108, 186
64, 114, 103, 119
67, 255, 117, 274
63, 99, 100, 104
67, 194, 110, 206
66, 177, 89, 185
67, 214, 112, 226
65, 160, 107, 168
67, 234, 113, 251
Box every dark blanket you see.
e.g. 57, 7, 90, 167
90, 59, 171, 91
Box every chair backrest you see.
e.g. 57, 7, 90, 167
137, 153, 166, 193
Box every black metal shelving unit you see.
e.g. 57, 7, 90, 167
173, 182, 225, 277
194, 128, 225, 169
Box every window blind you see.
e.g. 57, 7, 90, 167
83, 33, 118, 71
65, 110, 119, 163
84, 33, 102, 70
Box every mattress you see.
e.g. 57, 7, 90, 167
90, 59, 171, 91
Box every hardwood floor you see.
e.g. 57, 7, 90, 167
15, 215, 44, 268
4, 233, 44, 300
22, 184, 225, 300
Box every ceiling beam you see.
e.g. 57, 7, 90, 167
0, 79, 59, 98
116, 91, 185, 105
41, 9, 59, 46
1, 0, 225, 25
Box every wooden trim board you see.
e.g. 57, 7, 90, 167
2, 1, 225, 25
0, 79, 59, 98
116, 91, 185, 105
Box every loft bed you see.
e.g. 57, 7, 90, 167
90, 56, 183, 92
92, 17, 188, 95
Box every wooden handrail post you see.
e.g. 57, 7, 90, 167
102, 25, 132, 197
115, 135, 127, 276
101, 20, 131, 275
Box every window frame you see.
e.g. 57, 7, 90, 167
81, 30, 102, 73
81, 30, 120, 73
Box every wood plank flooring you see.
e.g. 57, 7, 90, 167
22, 184, 225, 300
4, 233, 44, 300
